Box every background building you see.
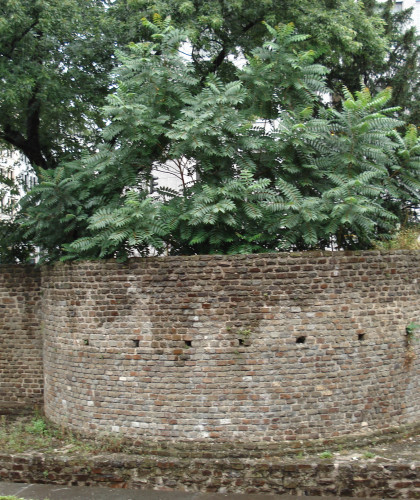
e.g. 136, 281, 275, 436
393, 0, 420, 29
0, 149, 35, 221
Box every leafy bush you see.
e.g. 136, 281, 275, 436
3, 19, 420, 262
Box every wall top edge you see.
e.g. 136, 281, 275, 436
1, 248, 420, 271
0, 264, 41, 271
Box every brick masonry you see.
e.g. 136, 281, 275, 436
1, 250, 420, 442
0, 451, 419, 498
0, 265, 43, 411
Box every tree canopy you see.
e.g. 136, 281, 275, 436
0, 0, 113, 174
0, 3, 419, 262
7, 19, 419, 263
1, 0, 419, 174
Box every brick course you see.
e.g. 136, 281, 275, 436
41, 251, 420, 442
0, 265, 42, 411
1, 250, 419, 442
0, 452, 419, 497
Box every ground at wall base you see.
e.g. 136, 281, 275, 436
0, 414, 419, 498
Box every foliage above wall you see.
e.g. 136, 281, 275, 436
5, 19, 416, 262
1, 10, 419, 262
1, 0, 419, 173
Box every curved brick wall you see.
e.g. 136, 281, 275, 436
42, 251, 420, 442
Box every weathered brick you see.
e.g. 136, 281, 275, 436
1, 250, 420, 444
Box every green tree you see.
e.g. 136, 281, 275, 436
0, 0, 113, 174
374, 0, 420, 126
0, 0, 412, 176
329, 0, 420, 126
13, 21, 419, 263
110, 0, 388, 87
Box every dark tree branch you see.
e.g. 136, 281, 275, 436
2, 25, 57, 174
208, 46, 226, 75
1, 19, 39, 60
26, 87, 41, 144
205, 19, 261, 77
242, 20, 260, 33
1, 124, 48, 174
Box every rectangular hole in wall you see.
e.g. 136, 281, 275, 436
133, 339, 140, 348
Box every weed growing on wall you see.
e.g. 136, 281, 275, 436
375, 225, 420, 250
0, 497, 37, 500
406, 322, 420, 339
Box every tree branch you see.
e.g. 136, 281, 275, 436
1, 124, 48, 175
1, 19, 39, 60
206, 19, 261, 76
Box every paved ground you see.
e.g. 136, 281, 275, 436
0, 482, 358, 500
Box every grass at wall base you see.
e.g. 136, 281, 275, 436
1, 412, 419, 460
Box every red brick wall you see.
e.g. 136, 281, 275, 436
39, 251, 420, 442
0, 265, 42, 411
